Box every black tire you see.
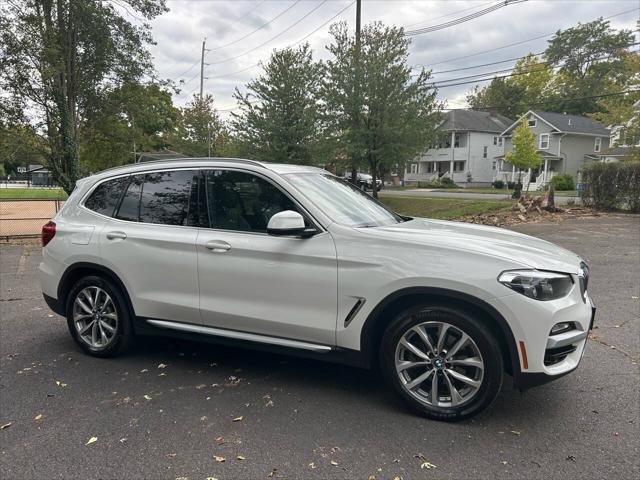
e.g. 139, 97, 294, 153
380, 303, 503, 421
65, 275, 134, 357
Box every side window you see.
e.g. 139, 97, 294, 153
115, 174, 143, 222
204, 170, 300, 233
139, 170, 196, 226
84, 176, 129, 217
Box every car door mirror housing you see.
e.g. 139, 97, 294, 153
267, 210, 308, 236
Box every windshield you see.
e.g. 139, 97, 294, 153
284, 173, 404, 228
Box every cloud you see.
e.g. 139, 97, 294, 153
148, 0, 638, 116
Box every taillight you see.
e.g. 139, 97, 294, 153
41, 221, 56, 247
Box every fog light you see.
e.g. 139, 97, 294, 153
550, 322, 573, 335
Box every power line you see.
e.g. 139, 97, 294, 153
404, 1, 495, 29
207, 1, 355, 80
208, 0, 300, 52
404, 0, 527, 36
423, 6, 638, 68
207, 0, 329, 66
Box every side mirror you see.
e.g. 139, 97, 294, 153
267, 210, 309, 237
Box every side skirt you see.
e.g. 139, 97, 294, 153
133, 317, 370, 369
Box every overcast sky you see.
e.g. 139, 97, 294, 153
145, 0, 639, 117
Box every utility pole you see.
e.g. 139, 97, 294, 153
351, 0, 362, 185
199, 37, 206, 103
355, 0, 361, 48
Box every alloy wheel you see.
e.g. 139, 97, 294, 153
73, 286, 118, 349
395, 320, 484, 408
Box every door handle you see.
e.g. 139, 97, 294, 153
106, 231, 127, 240
205, 240, 231, 252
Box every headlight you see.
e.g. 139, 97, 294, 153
498, 270, 573, 301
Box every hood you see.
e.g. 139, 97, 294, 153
359, 218, 582, 274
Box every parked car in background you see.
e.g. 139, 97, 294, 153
343, 172, 383, 191
40, 158, 595, 421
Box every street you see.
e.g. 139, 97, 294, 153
1, 215, 638, 479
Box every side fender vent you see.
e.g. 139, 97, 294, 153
344, 297, 366, 328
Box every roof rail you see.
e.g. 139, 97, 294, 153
93, 157, 266, 176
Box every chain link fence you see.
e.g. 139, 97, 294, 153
0, 199, 64, 239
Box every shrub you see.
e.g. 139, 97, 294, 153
507, 181, 515, 189
582, 161, 640, 212
548, 174, 575, 191
492, 180, 505, 189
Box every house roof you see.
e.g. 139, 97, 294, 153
440, 109, 513, 133
27, 164, 49, 173
502, 110, 610, 136
597, 146, 635, 158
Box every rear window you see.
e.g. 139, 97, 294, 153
84, 176, 129, 217
139, 170, 195, 226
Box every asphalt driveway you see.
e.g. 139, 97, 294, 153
1, 215, 638, 479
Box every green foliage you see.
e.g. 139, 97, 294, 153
231, 44, 326, 165
466, 19, 634, 116
0, 123, 48, 174
548, 174, 575, 191
171, 94, 228, 158
504, 121, 543, 186
81, 82, 178, 171
420, 177, 458, 189
0, 0, 167, 192
323, 22, 441, 197
582, 161, 640, 212
492, 180, 505, 189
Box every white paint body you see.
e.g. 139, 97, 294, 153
40, 159, 594, 378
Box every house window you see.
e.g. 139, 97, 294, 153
410, 163, 418, 174
483, 146, 488, 158
492, 161, 497, 170
594, 137, 601, 153
493, 136, 503, 146
528, 117, 537, 127
539, 133, 550, 150
454, 161, 465, 172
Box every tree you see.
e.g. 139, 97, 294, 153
545, 19, 633, 115
324, 22, 440, 197
171, 94, 228, 158
505, 121, 542, 191
0, 0, 167, 193
231, 44, 326, 165
467, 54, 555, 117
81, 82, 178, 172
0, 123, 49, 174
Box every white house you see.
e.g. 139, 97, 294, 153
598, 99, 639, 162
404, 109, 513, 187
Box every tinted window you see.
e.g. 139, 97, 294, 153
84, 176, 129, 217
204, 170, 300, 233
115, 174, 143, 222
139, 170, 196, 226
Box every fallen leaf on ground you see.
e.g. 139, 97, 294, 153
195, 384, 206, 389
200, 416, 208, 421
368, 476, 376, 480
157, 363, 167, 369
158, 373, 167, 377
237, 455, 245, 461
34, 414, 43, 421
213, 455, 225, 463
267, 469, 278, 477
330, 460, 339, 466
143, 394, 152, 400
0, 422, 12, 430
510, 430, 521, 435
55, 380, 67, 387
265, 400, 274, 407
140, 369, 148, 373
206, 477, 218, 480
216, 436, 226, 445
85, 436, 97, 446
166, 453, 177, 458
501, 460, 508, 465
420, 461, 436, 469
233, 416, 243, 422
308, 462, 316, 469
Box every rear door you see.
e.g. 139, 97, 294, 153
196, 168, 338, 346
97, 169, 201, 324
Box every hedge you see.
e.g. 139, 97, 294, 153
581, 161, 640, 212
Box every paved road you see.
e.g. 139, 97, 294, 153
381, 189, 580, 204
1, 215, 638, 480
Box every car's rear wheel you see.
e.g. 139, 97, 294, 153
380, 303, 503, 421
65, 275, 134, 357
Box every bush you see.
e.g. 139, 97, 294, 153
582, 161, 640, 212
507, 181, 515, 189
548, 174, 575, 191
492, 180, 505, 189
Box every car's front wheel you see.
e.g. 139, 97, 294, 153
66, 275, 134, 357
380, 303, 503, 421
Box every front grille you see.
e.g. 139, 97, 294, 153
544, 345, 577, 366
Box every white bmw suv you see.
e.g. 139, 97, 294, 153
40, 158, 595, 420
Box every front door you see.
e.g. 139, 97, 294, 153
98, 169, 201, 324
196, 169, 338, 346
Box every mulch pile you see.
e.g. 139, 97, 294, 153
460, 193, 602, 227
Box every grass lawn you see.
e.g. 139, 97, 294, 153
431, 188, 578, 197
379, 194, 512, 219
0, 188, 68, 200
